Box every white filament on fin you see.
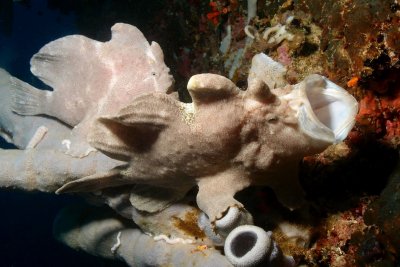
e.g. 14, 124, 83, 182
153, 234, 194, 244
111, 231, 122, 254
26, 126, 48, 149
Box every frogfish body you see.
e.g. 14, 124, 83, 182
58, 54, 358, 222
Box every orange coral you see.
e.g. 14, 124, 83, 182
356, 89, 400, 144
347, 77, 359, 88
206, 1, 231, 26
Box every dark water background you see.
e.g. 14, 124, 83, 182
0, 0, 156, 266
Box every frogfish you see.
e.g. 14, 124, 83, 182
11, 23, 358, 223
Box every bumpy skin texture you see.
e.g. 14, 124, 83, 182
11, 23, 173, 157
59, 72, 334, 222
0, 23, 315, 267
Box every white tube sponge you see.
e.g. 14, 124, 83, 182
0, 148, 118, 192
247, 0, 258, 24
198, 207, 253, 246
99, 189, 216, 246
224, 225, 295, 267
54, 204, 234, 267
248, 53, 288, 90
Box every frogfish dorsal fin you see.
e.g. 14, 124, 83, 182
187, 74, 240, 106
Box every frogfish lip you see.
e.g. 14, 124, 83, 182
284, 75, 359, 143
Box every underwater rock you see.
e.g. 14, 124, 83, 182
365, 154, 400, 255
357, 88, 400, 146
297, 0, 399, 80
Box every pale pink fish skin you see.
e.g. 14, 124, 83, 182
30, 23, 173, 129
24, 23, 174, 156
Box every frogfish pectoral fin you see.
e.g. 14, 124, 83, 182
56, 166, 129, 194
196, 169, 251, 223
129, 184, 192, 213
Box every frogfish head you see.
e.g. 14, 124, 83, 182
282, 74, 359, 144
